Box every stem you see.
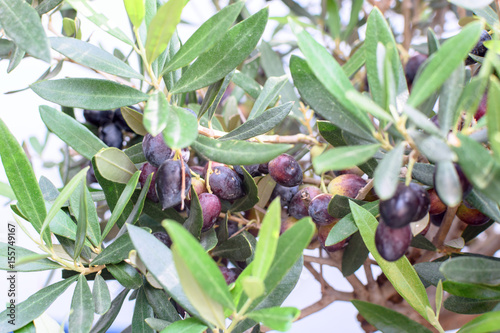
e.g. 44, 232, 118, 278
226, 297, 254, 333
133, 27, 162, 91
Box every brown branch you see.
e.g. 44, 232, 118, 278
432, 206, 459, 248
304, 254, 337, 266
198, 125, 319, 145
402, 0, 412, 50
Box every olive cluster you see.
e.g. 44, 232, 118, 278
83, 108, 135, 149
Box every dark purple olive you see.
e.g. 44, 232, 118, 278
139, 163, 158, 203
153, 231, 172, 248
308, 193, 336, 226
288, 186, 322, 220
258, 163, 269, 174
234, 165, 260, 179
83, 109, 114, 127
405, 53, 428, 90
456, 203, 489, 226
270, 184, 299, 208
156, 159, 191, 210
113, 107, 134, 132
268, 154, 303, 187
99, 123, 123, 149
206, 165, 245, 201
142, 133, 175, 167
199, 193, 222, 232
219, 266, 241, 284
318, 222, 347, 252
379, 183, 419, 229
375, 219, 412, 262
465, 30, 491, 65
409, 183, 430, 221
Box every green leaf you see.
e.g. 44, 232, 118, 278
122, 107, 149, 136
92, 233, 134, 266
0, 275, 78, 331
0, 0, 50, 62
325, 200, 379, 246
465, 189, 500, 223
124, 142, 147, 164
449, 0, 494, 10
163, 220, 234, 310
342, 43, 365, 78
163, 1, 244, 73
49, 37, 143, 79
221, 103, 293, 141
92, 158, 134, 229
172, 248, 225, 328
410, 130, 455, 163
232, 71, 262, 100
352, 300, 433, 333
488, 76, 500, 160
211, 232, 253, 261
327, 195, 365, 219
124, 0, 145, 28
40, 167, 89, 242
95, 148, 138, 184
133, 288, 155, 333
0, 118, 50, 245
458, 310, 500, 333
443, 280, 500, 299
73, 180, 89, 260
70, 183, 100, 247
93, 274, 111, 315
31, 79, 149, 110
474, 6, 498, 28
90, 288, 129, 333
65, 0, 133, 45
404, 105, 443, 138
313, 144, 380, 174
252, 199, 281, 281
233, 218, 315, 311
184, 186, 203, 238
126, 224, 198, 316
434, 160, 462, 207
107, 262, 143, 289
290, 55, 373, 140
171, 7, 269, 94
290, 19, 374, 132
0, 243, 61, 271
345, 90, 394, 122
438, 64, 465, 135
341, 231, 369, 277
350, 201, 431, 320
162, 106, 198, 149
123, 173, 152, 227
373, 143, 404, 200
69, 275, 94, 333
408, 21, 483, 107
143, 283, 180, 322
145, 0, 185, 64
444, 295, 500, 314
100, 171, 141, 241
40, 105, 107, 160
317, 121, 346, 147
198, 71, 234, 121
246, 307, 300, 332
192, 136, 292, 165
248, 75, 288, 120
440, 256, 500, 286
0, 181, 15, 200
453, 133, 500, 204
160, 317, 207, 333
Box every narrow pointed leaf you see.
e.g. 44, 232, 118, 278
65, 0, 133, 45
184, 186, 203, 238
171, 8, 269, 94
350, 201, 431, 320
144, 283, 180, 322
70, 183, 100, 247
345, 90, 393, 122
373, 143, 404, 200
121, 106, 149, 136
100, 171, 141, 241
0, 118, 50, 245
73, 180, 89, 260
31, 79, 149, 110
440, 256, 500, 286
0, 0, 50, 62
252, 199, 281, 280
352, 300, 433, 333
145, 0, 185, 64
248, 75, 288, 120
438, 64, 465, 135
408, 21, 483, 107
290, 19, 373, 131
107, 262, 143, 289
488, 76, 500, 160
91, 233, 134, 266
132, 288, 155, 333
69, 275, 94, 333
40, 167, 89, 239
124, 0, 145, 28
434, 161, 462, 207
192, 136, 292, 165
313, 144, 380, 174
458, 310, 500, 333
172, 248, 226, 328
0, 275, 78, 331
40, 105, 107, 160
50, 37, 143, 79
163, 220, 234, 310
341, 231, 369, 277
160, 317, 207, 333
199, 71, 234, 121
246, 307, 300, 332
220, 102, 293, 141
0, 243, 61, 272
93, 274, 111, 315
163, 1, 245, 72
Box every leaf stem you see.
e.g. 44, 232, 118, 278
133, 27, 162, 91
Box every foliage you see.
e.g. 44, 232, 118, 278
1, 0, 500, 332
